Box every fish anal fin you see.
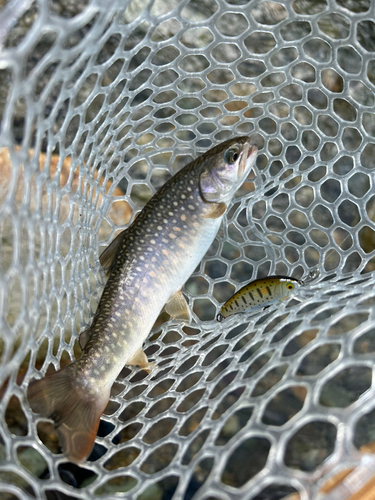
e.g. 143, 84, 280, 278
127, 348, 156, 374
201, 202, 227, 219
79, 328, 92, 350
99, 230, 127, 276
27, 366, 110, 463
165, 290, 191, 322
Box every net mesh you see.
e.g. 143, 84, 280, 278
0, 0, 375, 498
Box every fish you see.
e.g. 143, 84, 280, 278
217, 276, 302, 321
27, 136, 258, 462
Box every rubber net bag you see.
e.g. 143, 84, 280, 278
0, 0, 375, 499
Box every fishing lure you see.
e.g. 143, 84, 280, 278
217, 276, 302, 321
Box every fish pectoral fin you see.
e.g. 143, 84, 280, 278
201, 202, 227, 219
127, 348, 156, 374
165, 290, 191, 322
79, 328, 92, 350
99, 230, 127, 275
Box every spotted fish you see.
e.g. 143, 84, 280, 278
27, 136, 258, 462
217, 276, 302, 321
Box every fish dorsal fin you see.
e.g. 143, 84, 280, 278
201, 202, 227, 219
99, 230, 127, 276
165, 290, 191, 322
79, 328, 92, 350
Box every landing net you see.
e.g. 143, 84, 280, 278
0, 0, 374, 499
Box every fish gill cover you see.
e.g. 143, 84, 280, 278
0, 0, 374, 499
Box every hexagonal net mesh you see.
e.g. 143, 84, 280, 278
0, 0, 375, 498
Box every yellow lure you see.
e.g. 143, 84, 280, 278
217, 276, 302, 321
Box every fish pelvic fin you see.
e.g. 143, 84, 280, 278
128, 347, 157, 374
27, 366, 110, 463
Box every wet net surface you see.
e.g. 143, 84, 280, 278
0, 0, 375, 498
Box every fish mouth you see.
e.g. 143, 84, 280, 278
247, 144, 257, 158
239, 140, 257, 177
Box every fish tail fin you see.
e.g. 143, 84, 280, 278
27, 365, 109, 463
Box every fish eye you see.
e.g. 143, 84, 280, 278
224, 148, 239, 164
286, 283, 294, 289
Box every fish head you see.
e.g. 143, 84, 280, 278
199, 136, 258, 204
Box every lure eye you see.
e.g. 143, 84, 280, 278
224, 148, 239, 164
286, 283, 294, 290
